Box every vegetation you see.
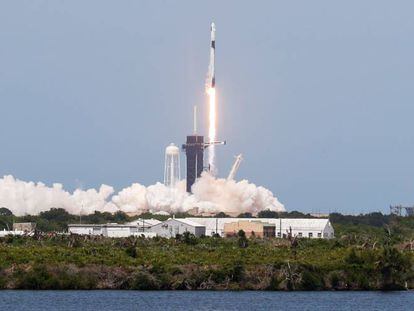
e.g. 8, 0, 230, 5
0, 209, 414, 290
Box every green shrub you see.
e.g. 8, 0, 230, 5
237, 230, 248, 248
300, 269, 324, 290
378, 247, 410, 290
329, 272, 341, 289
14, 265, 57, 289
229, 260, 245, 282
128, 271, 160, 290
125, 246, 138, 258
0, 269, 6, 289
177, 232, 198, 245
267, 274, 281, 290
13, 265, 98, 290
345, 248, 364, 265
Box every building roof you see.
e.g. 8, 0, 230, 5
279, 218, 332, 230
126, 218, 162, 227
185, 218, 331, 231
224, 220, 276, 227
68, 223, 137, 228
169, 218, 205, 227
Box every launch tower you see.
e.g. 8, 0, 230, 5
182, 135, 204, 193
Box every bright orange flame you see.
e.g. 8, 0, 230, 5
207, 87, 216, 173
208, 88, 216, 142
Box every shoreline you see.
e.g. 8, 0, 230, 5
1, 234, 412, 291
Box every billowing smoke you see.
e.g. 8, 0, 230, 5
187, 173, 284, 215
0, 173, 285, 216
0, 175, 117, 216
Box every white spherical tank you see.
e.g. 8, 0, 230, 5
164, 143, 180, 188
165, 143, 180, 155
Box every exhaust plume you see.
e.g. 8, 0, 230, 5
0, 174, 285, 216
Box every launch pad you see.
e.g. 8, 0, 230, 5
182, 134, 226, 193
180, 22, 226, 193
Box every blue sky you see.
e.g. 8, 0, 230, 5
0, 1, 413, 214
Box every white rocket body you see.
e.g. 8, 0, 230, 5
209, 22, 216, 88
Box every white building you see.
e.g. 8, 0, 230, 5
0, 222, 37, 237
67, 218, 334, 239
185, 218, 334, 239
150, 218, 206, 238
125, 218, 162, 231
0, 229, 25, 237
68, 223, 156, 238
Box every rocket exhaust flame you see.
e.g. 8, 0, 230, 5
207, 22, 217, 174
208, 87, 216, 173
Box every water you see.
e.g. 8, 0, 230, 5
0, 291, 413, 311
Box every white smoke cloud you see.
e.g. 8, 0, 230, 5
111, 183, 148, 214
187, 173, 284, 215
0, 173, 285, 216
0, 175, 117, 216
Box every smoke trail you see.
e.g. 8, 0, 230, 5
0, 174, 285, 216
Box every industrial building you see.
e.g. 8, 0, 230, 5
224, 220, 276, 238
0, 222, 37, 237
185, 218, 334, 239
125, 218, 162, 230
0, 229, 25, 237
67, 218, 333, 240
390, 205, 414, 217
150, 218, 206, 238
13, 222, 36, 232
68, 223, 155, 238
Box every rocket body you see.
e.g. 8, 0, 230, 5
209, 22, 216, 88
207, 22, 218, 175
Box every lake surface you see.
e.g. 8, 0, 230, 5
0, 290, 413, 310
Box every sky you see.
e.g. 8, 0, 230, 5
0, 1, 413, 214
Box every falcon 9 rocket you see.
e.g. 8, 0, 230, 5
209, 22, 216, 88
207, 22, 217, 174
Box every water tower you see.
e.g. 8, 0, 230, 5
164, 143, 180, 188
